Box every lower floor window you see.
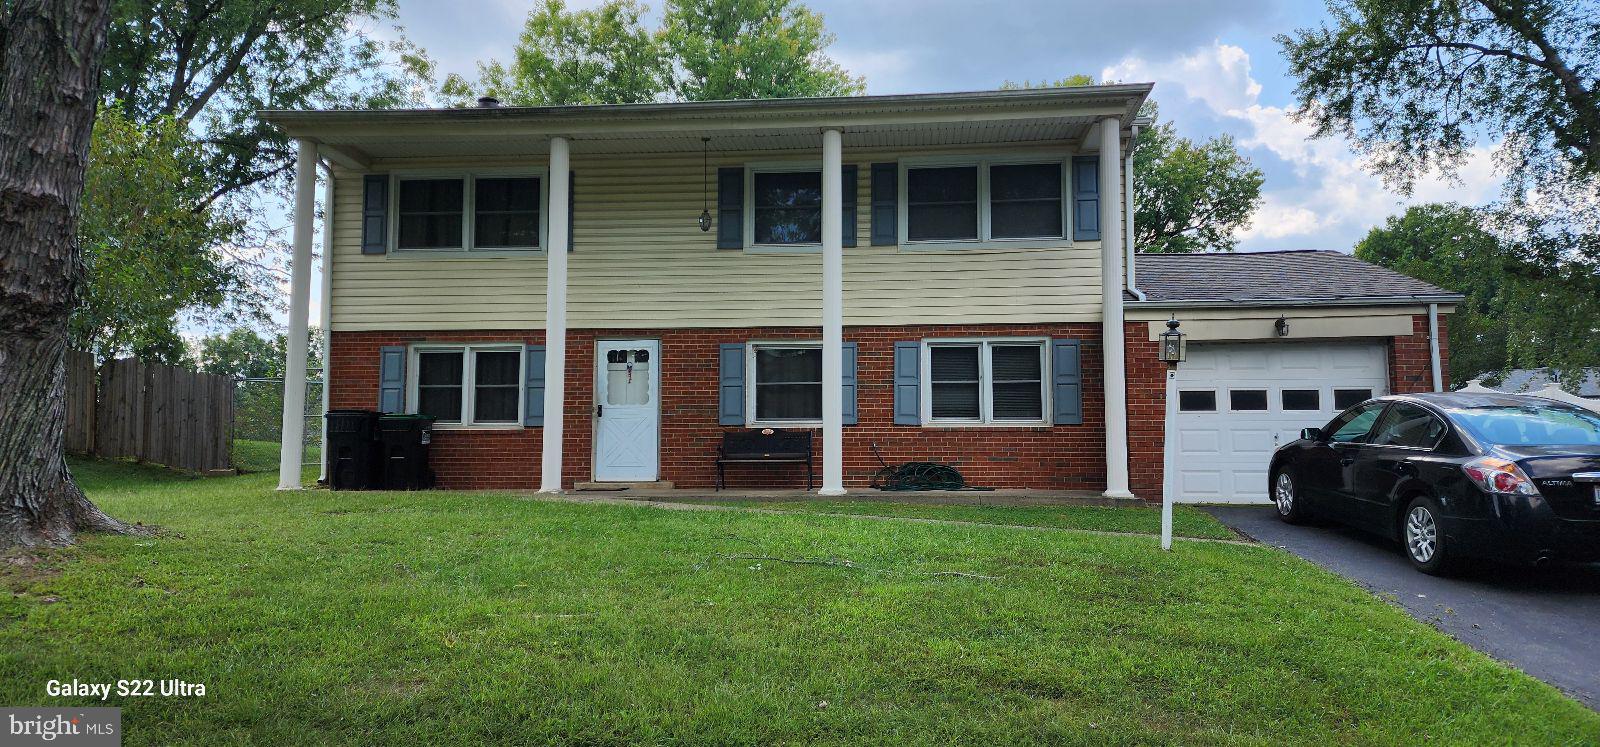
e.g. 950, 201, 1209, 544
926, 340, 1046, 423
413, 345, 522, 425
752, 345, 822, 422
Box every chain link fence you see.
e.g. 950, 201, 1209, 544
232, 369, 324, 475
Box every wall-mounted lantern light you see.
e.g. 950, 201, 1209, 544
1159, 315, 1186, 363
1274, 315, 1290, 337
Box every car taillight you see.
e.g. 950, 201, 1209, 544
1462, 456, 1538, 496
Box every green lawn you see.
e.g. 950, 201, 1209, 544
232, 437, 320, 474
679, 499, 1238, 540
0, 460, 1594, 745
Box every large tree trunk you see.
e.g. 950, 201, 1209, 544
0, 0, 137, 548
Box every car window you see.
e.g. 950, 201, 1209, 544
1370, 403, 1447, 448
1450, 404, 1600, 446
1325, 402, 1386, 443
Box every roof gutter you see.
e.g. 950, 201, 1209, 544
1126, 294, 1465, 309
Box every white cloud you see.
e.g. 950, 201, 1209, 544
1104, 42, 1502, 250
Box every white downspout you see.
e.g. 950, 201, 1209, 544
277, 139, 316, 490
1428, 302, 1443, 392
819, 127, 846, 496
539, 136, 571, 493
1099, 117, 1134, 499
317, 163, 335, 484
1124, 123, 1145, 301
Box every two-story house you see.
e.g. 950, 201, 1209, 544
262, 84, 1460, 502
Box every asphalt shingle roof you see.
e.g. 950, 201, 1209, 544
1129, 250, 1458, 304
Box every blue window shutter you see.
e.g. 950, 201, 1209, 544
841, 165, 858, 248
377, 345, 405, 413
523, 345, 546, 426
1072, 157, 1099, 241
1051, 338, 1083, 425
361, 175, 388, 254
716, 167, 744, 249
841, 341, 858, 425
566, 171, 575, 252
870, 162, 897, 246
893, 341, 920, 425
718, 343, 746, 425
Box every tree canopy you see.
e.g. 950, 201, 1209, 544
1355, 202, 1600, 386
1279, 0, 1600, 194
443, 0, 862, 106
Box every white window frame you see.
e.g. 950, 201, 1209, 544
897, 154, 1073, 251
389, 168, 549, 256
746, 341, 824, 426
920, 338, 1050, 426
743, 160, 826, 253
406, 343, 525, 429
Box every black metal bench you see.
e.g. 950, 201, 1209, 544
716, 429, 814, 490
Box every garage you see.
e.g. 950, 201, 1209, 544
1169, 341, 1389, 503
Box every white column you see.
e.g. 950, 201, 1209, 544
1099, 118, 1134, 499
819, 128, 846, 496
317, 165, 335, 484
539, 136, 571, 493
277, 139, 317, 490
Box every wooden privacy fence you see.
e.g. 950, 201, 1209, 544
64, 354, 235, 474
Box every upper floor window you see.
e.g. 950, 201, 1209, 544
901, 158, 1067, 247
393, 173, 544, 252
751, 169, 823, 245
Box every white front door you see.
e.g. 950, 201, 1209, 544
593, 340, 660, 482
1170, 341, 1389, 503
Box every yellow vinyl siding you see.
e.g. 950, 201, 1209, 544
329, 144, 1107, 331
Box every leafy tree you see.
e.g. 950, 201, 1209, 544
1001, 77, 1264, 252
448, 0, 862, 105
1133, 118, 1264, 253
442, 0, 669, 106
1355, 204, 1510, 381
0, 0, 139, 547
102, 0, 436, 201
73, 109, 245, 365
1279, 0, 1600, 194
663, 0, 862, 100
1355, 202, 1600, 386
199, 328, 287, 380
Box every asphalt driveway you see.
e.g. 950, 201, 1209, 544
1206, 505, 1600, 710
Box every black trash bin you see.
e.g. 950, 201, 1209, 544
324, 410, 380, 490
376, 414, 437, 490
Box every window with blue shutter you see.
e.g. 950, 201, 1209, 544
841, 342, 858, 425
716, 168, 744, 249
377, 346, 405, 412
1071, 156, 1099, 241
361, 175, 388, 254
523, 345, 546, 426
893, 341, 920, 425
871, 163, 898, 246
842, 165, 858, 248
1051, 338, 1083, 425
718, 343, 746, 424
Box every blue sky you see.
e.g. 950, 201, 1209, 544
381, 0, 1503, 254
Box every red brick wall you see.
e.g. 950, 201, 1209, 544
1120, 312, 1451, 503
330, 324, 1106, 491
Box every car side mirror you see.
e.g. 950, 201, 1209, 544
1300, 427, 1323, 442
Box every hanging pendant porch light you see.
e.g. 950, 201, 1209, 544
698, 137, 713, 232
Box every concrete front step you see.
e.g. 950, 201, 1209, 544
573, 481, 675, 492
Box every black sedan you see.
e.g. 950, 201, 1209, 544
1268, 392, 1600, 574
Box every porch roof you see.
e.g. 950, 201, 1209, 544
258, 84, 1152, 163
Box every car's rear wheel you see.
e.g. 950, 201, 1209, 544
1403, 496, 1454, 575
1272, 469, 1311, 524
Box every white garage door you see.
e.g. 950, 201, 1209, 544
1171, 342, 1388, 503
